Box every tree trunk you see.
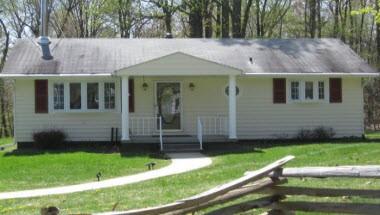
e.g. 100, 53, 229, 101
204, 0, 213, 38
241, 0, 253, 38
216, 2, 221, 37
0, 19, 10, 137
333, 0, 340, 38
376, 0, 380, 64
256, 0, 261, 37
309, 0, 317, 38
304, 0, 309, 37
232, 0, 242, 38
358, 0, 367, 52
188, 2, 203, 38
317, 0, 322, 38
222, 0, 230, 38
164, 12, 172, 36
348, 0, 355, 47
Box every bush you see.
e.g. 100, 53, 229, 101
33, 130, 67, 150
313, 126, 336, 140
295, 126, 335, 140
296, 128, 314, 140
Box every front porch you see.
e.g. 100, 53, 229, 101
114, 52, 243, 150
119, 75, 239, 151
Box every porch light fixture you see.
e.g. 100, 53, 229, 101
189, 82, 195, 91
142, 82, 148, 91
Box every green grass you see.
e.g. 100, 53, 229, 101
1, 141, 380, 214
0, 137, 13, 146
365, 130, 380, 139
0, 146, 170, 192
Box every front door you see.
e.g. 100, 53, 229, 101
156, 82, 181, 131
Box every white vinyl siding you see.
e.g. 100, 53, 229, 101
14, 77, 121, 142
237, 77, 363, 139
13, 76, 364, 143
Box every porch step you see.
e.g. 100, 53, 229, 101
163, 143, 201, 152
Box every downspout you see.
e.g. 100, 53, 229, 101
38, 0, 53, 60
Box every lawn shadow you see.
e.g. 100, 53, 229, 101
2, 145, 120, 157
3, 143, 170, 162
204, 138, 380, 157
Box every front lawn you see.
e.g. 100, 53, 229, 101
1, 140, 380, 215
366, 130, 380, 139
0, 146, 169, 192
0, 137, 13, 146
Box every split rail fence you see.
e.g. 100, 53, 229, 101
98, 155, 380, 215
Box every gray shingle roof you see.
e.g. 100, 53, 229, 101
2, 38, 377, 75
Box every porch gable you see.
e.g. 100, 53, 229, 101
116, 52, 242, 76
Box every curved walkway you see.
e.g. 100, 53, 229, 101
0, 152, 212, 200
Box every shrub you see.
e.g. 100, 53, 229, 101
296, 128, 314, 140
295, 126, 336, 141
33, 130, 67, 150
313, 126, 336, 140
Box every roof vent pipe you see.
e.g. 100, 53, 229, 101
38, 0, 53, 60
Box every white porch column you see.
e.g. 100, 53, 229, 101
228, 75, 237, 140
121, 76, 130, 141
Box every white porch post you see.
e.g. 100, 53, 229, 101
228, 75, 237, 140
121, 76, 130, 141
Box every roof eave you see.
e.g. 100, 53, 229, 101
244, 72, 379, 77
0, 73, 113, 78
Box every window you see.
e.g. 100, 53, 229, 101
305, 81, 314, 100
318, 81, 325, 100
53, 83, 65, 110
87, 83, 99, 109
291, 81, 300, 100
104, 82, 115, 109
51, 81, 117, 112
70, 83, 81, 110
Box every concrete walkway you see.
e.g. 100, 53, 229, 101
0, 152, 212, 200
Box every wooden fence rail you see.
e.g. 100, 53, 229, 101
97, 156, 380, 215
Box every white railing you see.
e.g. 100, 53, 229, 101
197, 117, 203, 150
199, 115, 228, 136
129, 116, 163, 151
159, 116, 163, 151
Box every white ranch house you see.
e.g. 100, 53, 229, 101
1, 38, 377, 150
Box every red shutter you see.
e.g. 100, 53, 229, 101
35, 80, 48, 113
273, 78, 286, 104
329, 78, 342, 103
129, 79, 135, 113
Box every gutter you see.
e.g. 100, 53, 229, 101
243, 72, 379, 77
0, 73, 113, 78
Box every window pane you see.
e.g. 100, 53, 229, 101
318, 81, 325, 100
305, 81, 314, 100
291, 81, 299, 100
53, 83, 64, 110
70, 83, 81, 109
87, 83, 99, 109
104, 82, 115, 109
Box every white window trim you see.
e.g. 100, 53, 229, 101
104, 82, 117, 110
287, 78, 329, 104
50, 82, 66, 112
49, 80, 119, 113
